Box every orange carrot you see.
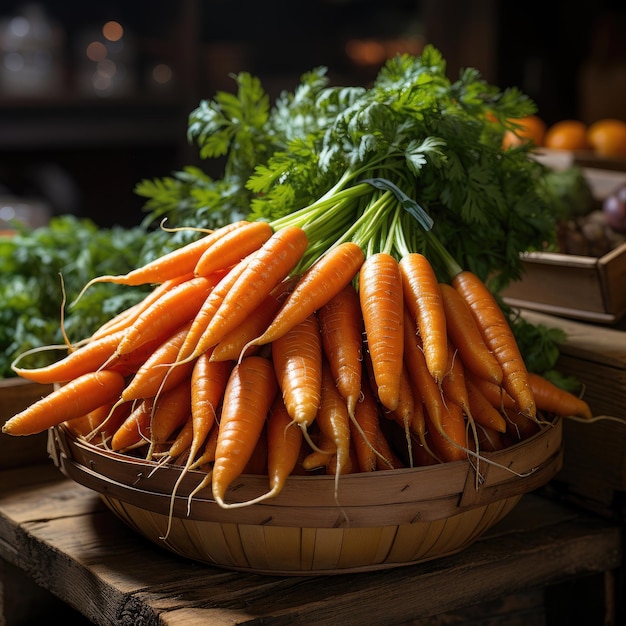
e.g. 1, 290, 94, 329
209, 278, 294, 362
473, 423, 505, 452
178, 225, 309, 365
399, 253, 447, 383
243, 241, 365, 352
403, 309, 468, 462
389, 364, 416, 466
65, 399, 131, 441
527, 372, 592, 419
359, 252, 404, 412
465, 377, 508, 433
317, 283, 363, 418
266, 395, 303, 487
193, 220, 273, 277
88, 273, 193, 341
465, 371, 516, 412
350, 375, 391, 471
114, 275, 218, 357
2, 370, 125, 437
120, 322, 195, 402
12, 328, 126, 384
503, 407, 541, 441
149, 378, 192, 449
74, 220, 250, 299
426, 399, 468, 464
271, 313, 322, 435
211, 356, 278, 507
441, 342, 471, 415
110, 399, 153, 451
317, 361, 352, 498
452, 271, 535, 417
439, 282, 503, 385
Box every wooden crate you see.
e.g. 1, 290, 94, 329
520, 310, 626, 517
501, 242, 626, 324
0, 378, 53, 469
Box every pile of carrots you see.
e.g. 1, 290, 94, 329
2, 220, 592, 511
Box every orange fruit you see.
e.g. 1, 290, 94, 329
587, 118, 626, 158
502, 115, 546, 149
544, 120, 589, 151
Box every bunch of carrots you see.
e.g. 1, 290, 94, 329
2, 215, 592, 513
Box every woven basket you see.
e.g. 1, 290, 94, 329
48, 418, 562, 575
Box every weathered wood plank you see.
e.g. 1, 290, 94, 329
0, 465, 621, 625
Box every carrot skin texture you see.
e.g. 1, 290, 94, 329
149, 379, 193, 446
452, 271, 535, 417
81, 221, 250, 291
2, 370, 125, 436
318, 283, 363, 418
527, 372, 592, 419
439, 282, 503, 385
121, 322, 195, 402
317, 361, 352, 480
110, 399, 153, 451
194, 220, 273, 277
248, 241, 365, 349
115, 275, 218, 357
403, 309, 467, 462
272, 313, 323, 431
181, 225, 308, 362
399, 253, 447, 383
359, 252, 404, 412
212, 356, 278, 506
267, 395, 304, 492
12, 328, 126, 384
465, 378, 508, 433
209, 278, 294, 362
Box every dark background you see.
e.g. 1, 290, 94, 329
1, 0, 624, 228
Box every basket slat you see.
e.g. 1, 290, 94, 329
48, 418, 562, 574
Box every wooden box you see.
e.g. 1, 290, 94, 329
519, 310, 626, 517
501, 242, 626, 324
0, 378, 53, 469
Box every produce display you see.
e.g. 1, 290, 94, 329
2, 47, 594, 518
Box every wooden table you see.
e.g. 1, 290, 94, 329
0, 461, 622, 625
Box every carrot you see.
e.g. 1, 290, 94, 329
465, 377, 508, 433
209, 278, 295, 362
317, 283, 363, 418
211, 356, 278, 508
120, 322, 195, 403
73, 220, 250, 300
441, 342, 471, 414
527, 372, 592, 419
426, 399, 468, 464
88, 273, 193, 341
266, 395, 304, 487
114, 275, 219, 358
317, 361, 352, 499
65, 399, 131, 441
465, 371, 516, 412
110, 399, 153, 451
163, 414, 195, 462
452, 271, 535, 418
359, 252, 404, 412
193, 220, 273, 277
350, 376, 392, 471
177, 225, 309, 365
243, 241, 365, 352
2, 370, 125, 437
403, 309, 468, 462
301, 430, 335, 471
439, 282, 503, 385
271, 313, 322, 437
174, 254, 254, 365
503, 407, 541, 441
389, 364, 416, 466
11, 328, 126, 384
473, 423, 505, 452
149, 378, 192, 449
399, 253, 447, 383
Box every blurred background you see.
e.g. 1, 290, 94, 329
0, 0, 624, 230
